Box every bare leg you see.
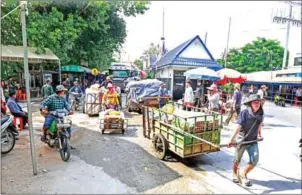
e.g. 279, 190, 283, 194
232, 162, 239, 174
241, 164, 255, 177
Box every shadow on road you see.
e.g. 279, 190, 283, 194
265, 123, 296, 128
252, 179, 302, 194
71, 128, 181, 192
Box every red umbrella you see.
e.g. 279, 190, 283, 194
139, 70, 146, 79
216, 68, 246, 85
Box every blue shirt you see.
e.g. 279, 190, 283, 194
69, 86, 83, 95
7, 97, 24, 115
233, 89, 242, 108
159, 87, 169, 104
236, 107, 264, 142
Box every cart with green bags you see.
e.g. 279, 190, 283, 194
142, 104, 223, 160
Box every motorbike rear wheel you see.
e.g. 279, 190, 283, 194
59, 135, 71, 162
1, 129, 16, 154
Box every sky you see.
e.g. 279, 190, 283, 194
121, 1, 302, 64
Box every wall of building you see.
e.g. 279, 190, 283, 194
179, 39, 211, 60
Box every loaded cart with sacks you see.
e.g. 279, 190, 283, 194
142, 103, 223, 160
99, 109, 128, 134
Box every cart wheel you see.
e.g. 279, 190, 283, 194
153, 134, 168, 160
121, 129, 125, 134
101, 129, 105, 134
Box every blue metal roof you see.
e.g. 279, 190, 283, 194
156, 35, 222, 70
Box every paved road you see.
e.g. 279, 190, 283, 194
2, 100, 301, 194
189, 102, 301, 194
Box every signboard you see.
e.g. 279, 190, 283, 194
91, 68, 99, 76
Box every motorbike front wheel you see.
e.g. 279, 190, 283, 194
1, 129, 16, 154
59, 135, 71, 162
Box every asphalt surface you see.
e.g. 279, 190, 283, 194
1, 98, 301, 194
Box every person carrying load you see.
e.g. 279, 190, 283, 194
102, 83, 120, 110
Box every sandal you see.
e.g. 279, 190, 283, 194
232, 173, 239, 183
240, 175, 252, 187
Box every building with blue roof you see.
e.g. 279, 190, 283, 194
154, 35, 222, 99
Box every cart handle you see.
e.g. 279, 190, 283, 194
157, 121, 221, 149
220, 137, 264, 148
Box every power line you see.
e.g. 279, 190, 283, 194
272, 2, 302, 69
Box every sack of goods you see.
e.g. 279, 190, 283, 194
161, 104, 175, 114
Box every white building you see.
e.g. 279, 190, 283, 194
154, 35, 222, 100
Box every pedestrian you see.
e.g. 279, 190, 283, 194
62, 78, 71, 101
115, 84, 122, 107
7, 92, 28, 128
257, 85, 267, 106
0, 79, 6, 114
8, 78, 15, 94
206, 84, 220, 112
183, 80, 194, 111
194, 80, 204, 108
158, 83, 169, 108
100, 76, 112, 88
225, 83, 242, 125
41, 79, 54, 100
227, 94, 264, 187
249, 85, 254, 95
296, 87, 302, 106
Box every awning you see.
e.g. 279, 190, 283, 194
61, 65, 91, 73
1, 45, 59, 63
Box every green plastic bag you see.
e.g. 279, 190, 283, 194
48, 121, 57, 134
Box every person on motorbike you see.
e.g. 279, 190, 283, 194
100, 76, 112, 88
102, 83, 119, 110
40, 85, 75, 148
69, 81, 83, 97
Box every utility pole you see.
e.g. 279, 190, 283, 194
225, 17, 231, 68
272, 1, 301, 69
21, 1, 38, 176
282, 4, 292, 70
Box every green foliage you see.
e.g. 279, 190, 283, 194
140, 42, 161, 63
219, 83, 234, 94
134, 59, 144, 70
1, 1, 149, 76
216, 37, 288, 73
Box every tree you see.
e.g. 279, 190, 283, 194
1, 1, 150, 76
134, 59, 144, 70
140, 42, 161, 63
216, 37, 288, 73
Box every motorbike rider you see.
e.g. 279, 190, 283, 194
40, 85, 75, 148
100, 76, 112, 88
69, 81, 83, 97
102, 83, 119, 110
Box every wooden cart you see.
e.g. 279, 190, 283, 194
142, 104, 223, 159
99, 111, 128, 134
84, 92, 103, 116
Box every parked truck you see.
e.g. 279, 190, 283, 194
109, 62, 140, 92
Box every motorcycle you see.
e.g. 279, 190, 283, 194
1, 115, 18, 154
44, 109, 72, 162
274, 94, 286, 107
69, 92, 84, 112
